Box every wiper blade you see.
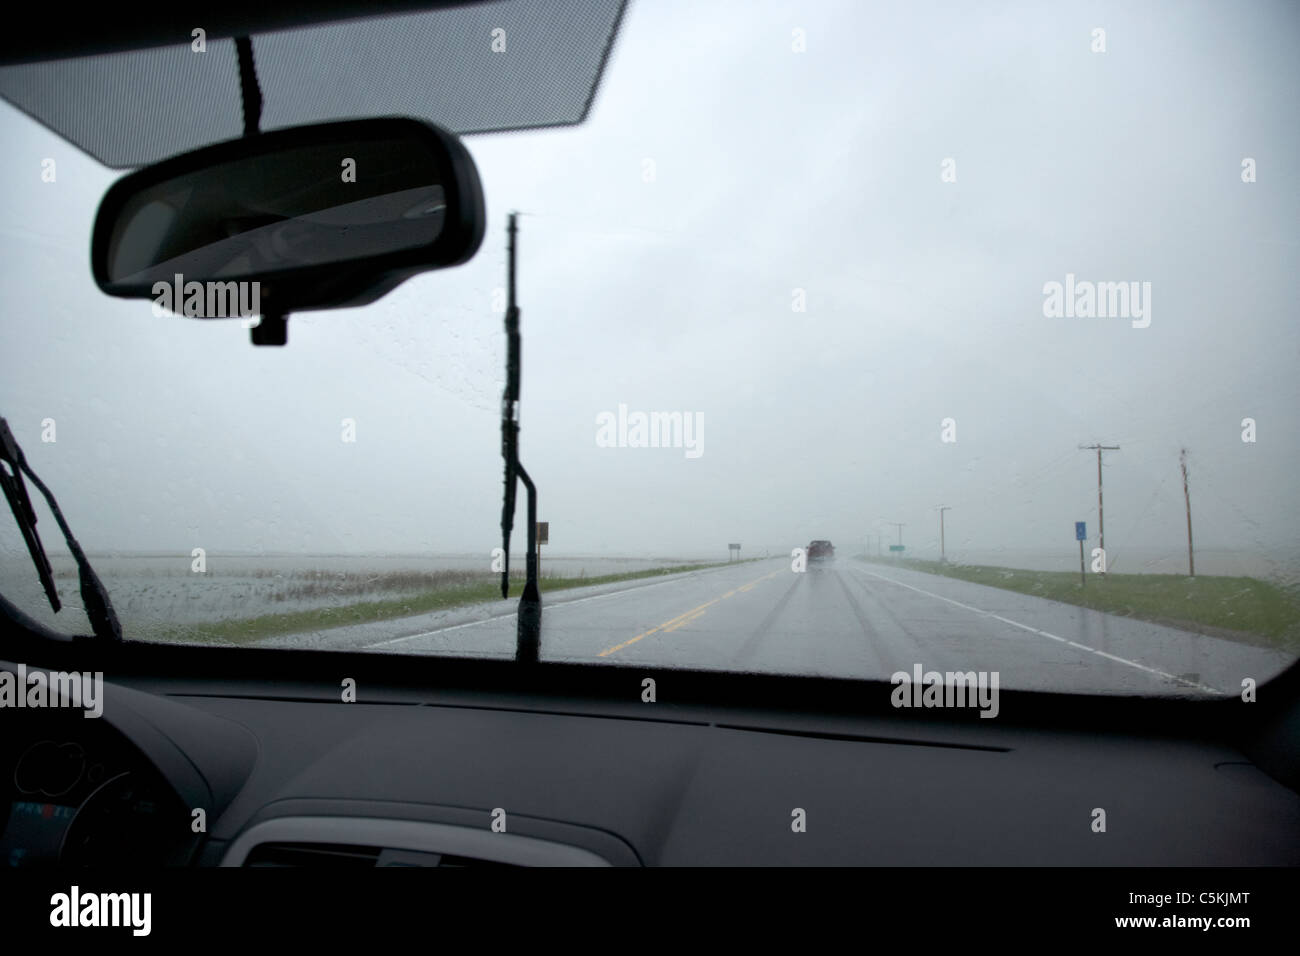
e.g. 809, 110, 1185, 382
0, 417, 121, 642
500, 215, 520, 600
0, 419, 59, 611
497, 212, 541, 663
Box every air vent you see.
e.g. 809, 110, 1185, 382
223, 817, 612, 866
429, 853, 515, 869
243, 841, 519, 868
244, 842, 382, 867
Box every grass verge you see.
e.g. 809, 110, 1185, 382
153, 560, 750, 646
861, 557, 1300, 654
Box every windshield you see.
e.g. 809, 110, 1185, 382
1, 0, 1297, 698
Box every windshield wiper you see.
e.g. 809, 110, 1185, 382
499, 213, 541, 663
0, 417, 121, 641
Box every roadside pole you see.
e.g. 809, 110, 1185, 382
937, 506, 950, 562
1079, 444, 1119, 576
1181, 449, 1195, 577
1076, 521, 1087, 586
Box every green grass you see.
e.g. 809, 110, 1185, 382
862, 557, 1300, 654
153, 560, 750, 646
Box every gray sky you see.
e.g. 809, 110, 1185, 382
1, 0, 1298, 566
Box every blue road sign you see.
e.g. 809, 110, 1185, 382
1075, 521, 1087, 541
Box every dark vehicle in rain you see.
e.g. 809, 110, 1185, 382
807, 540, 835, 564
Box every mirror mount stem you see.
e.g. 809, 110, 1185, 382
237, 33, 282, 347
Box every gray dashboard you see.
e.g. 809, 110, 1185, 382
20, 667, 1294, 867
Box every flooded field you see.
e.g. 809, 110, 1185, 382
0, 552, 720, 638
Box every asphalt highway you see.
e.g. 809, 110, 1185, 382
258, 558, 1294, 696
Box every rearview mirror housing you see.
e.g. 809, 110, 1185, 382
90, 118, 485, 323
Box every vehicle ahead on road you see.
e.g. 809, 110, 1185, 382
807, 540, 835, 564
1, 0, 1298, 904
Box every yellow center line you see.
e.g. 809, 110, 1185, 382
597, 568, 782, 657
597, 601, 715, 656
664, 608, 709, 632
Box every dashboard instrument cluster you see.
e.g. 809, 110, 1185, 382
0, 711, 196, 868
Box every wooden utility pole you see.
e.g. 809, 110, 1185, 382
1079, 444, 1120, 574
937, 506, 951, 562
1181, 448, 1194, 577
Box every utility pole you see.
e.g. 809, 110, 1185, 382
1079, 443, 1120, 575
1181, 448, 1194, 577
937, 506, 951, 562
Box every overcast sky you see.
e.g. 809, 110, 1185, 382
1, 0, 1297, 568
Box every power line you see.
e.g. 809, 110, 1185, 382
1180, 450, 1265, 539
1118, 470, 1172, 542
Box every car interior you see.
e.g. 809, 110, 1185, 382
0, 0, 1296, 926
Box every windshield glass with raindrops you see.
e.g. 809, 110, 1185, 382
1, 0, 1297, 700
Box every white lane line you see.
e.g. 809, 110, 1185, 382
853, 567, 1223, 695
364, 567, 745, 649
367, 612, 516, 647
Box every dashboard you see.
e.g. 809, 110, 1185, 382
3, 653, 1300, 868
1, 709, 196, 868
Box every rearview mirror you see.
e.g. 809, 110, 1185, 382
91, 118, 485, 342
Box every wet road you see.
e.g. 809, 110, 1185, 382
262, 558, 1294, 695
